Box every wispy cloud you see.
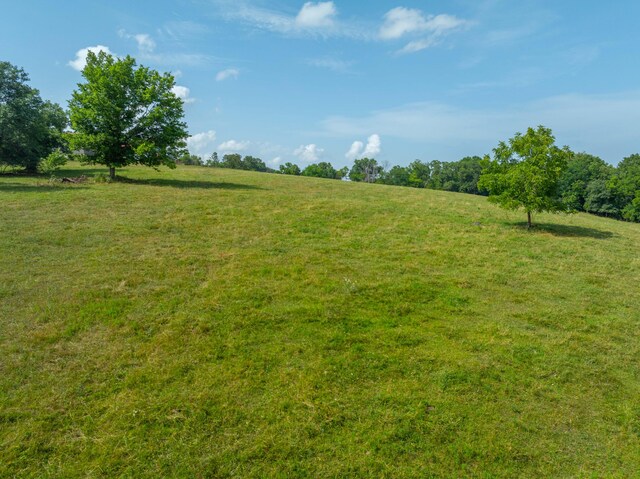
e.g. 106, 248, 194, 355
118, 29, 210, 66
213, 0, 367, 39
379, 8, 470, 54
306, 56, 354, 73
216, 68, 239, 81
158, 21, 210, 41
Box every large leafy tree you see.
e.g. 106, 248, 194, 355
478, 125, 572, 228
68, 51, 188, 179
0, 61, 67, 173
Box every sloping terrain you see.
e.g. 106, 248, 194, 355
1, 164, 639, 477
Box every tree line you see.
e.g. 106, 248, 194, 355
183, 147, 639, 223
2, 55, 640, 223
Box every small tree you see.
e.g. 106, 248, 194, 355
68, 51, 188, 179
478, 126, 572, 228
38, 149, 68, 175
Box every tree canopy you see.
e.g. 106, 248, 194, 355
301, 162, 346, 179
279, 162, 301, 175
478, 126, 572, 228
68, 51, 188, 178
0, 61, 67, 172
349, 157, 382, 183
613, 153, 640, 221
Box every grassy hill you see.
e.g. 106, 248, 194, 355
1, 163, 639, 477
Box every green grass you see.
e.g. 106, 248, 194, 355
1, 163, 639, 478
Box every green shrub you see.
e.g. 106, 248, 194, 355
38, 149, 68, 175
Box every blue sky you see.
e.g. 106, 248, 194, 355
2, 0, 640, 167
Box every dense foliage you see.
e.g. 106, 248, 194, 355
68, 51, 188, 179
302, 162, 348, 179
279, 162, 301, 175
205, 153, 272, 172
0, 61, 67, 172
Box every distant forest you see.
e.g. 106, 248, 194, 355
180, 151, 640, 223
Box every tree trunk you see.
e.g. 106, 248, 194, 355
109, 166, 115, 180
527, 211, 532, 229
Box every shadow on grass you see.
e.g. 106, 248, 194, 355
118, 177, 264, 190
0, 182, 88, 193
510, 222, 615, 239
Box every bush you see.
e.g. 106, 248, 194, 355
38, 150, 68, 175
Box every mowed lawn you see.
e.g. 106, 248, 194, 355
1, 163, 639, 478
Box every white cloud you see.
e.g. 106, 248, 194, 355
68, 45, 114, 71
216, 68, 240, 81
229, 3, 295, 34
187, 130, 217, 155
295, 2, 337, 28
380, 9, 466, 39
118, 30, 156, 54
135, 33, 156, 54
159, 21, 210, 40
294, 144, 324, 163
345, 135, 381, 160
171, 85, 195, 104
398, 38, 438, 54
215, 1, 366, 39
424, 14, 468, 36
379, 8, 468, 53
321, 91, 640, 163
363, 134, 381, 157
345, 141, 364, 160
218, 139, 249, 152
379, 7, 428, 40
119, 29, 209, 66
270, 156, 283, 166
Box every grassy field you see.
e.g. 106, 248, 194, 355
1, 163, 639, 478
